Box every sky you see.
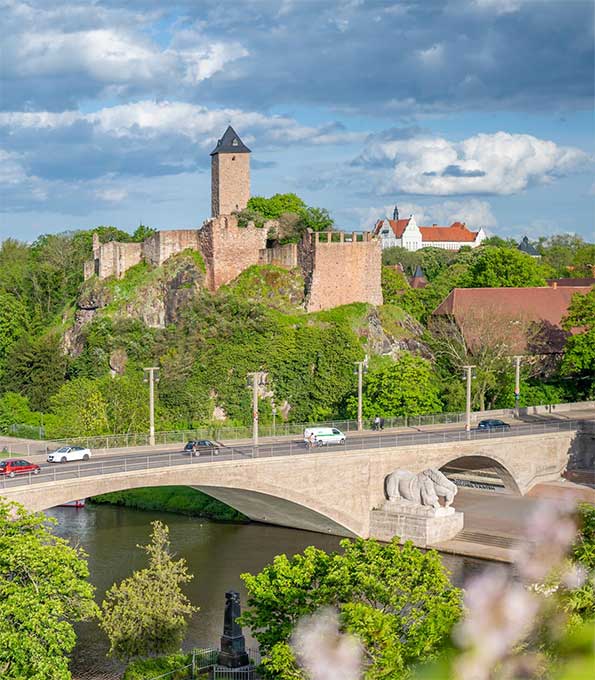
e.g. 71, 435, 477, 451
0, 0, 593, 242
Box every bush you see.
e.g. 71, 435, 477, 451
122, 652, 191, 680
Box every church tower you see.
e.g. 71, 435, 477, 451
210, 126, 251, 217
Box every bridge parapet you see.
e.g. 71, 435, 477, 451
0, 427, 582, 543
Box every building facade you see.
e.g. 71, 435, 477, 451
373, 211, 486, 252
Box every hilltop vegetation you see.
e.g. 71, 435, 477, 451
0, 225, 593, 440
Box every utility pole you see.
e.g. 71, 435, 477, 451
354, 357, 368, 432
513, 355, 522, 419
143, 367, 159, 446
463, 365, 475, 432
247, 371, 268, 447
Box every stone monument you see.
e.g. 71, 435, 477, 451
218, 590, 250, 668
370, 468, 464, 547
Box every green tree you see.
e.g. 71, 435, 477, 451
560, 288, 595, 396
0, 392, 42, 434
45, 377, 109, 438
132, 224, 157, 242
347, 353, 442, 418
462, 246, 547, 288
0, 500, 98, 679
248, 193, 307, 219
99, 521, 197, 661
2, 333, 69, 411
240, 538, 461, 679
0, 292, 28, 377
381, 265, 409, 304
299, 206, 334, 232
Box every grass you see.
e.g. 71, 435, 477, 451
89, 486, 248, 522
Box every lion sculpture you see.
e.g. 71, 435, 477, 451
384, 468, 458, 510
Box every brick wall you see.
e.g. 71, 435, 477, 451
142, 230, 201, 266
199, 215, 267, 290
300, 231, 383, 312
211, 153, 250, 217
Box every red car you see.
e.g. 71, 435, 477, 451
0, 458, 41, 478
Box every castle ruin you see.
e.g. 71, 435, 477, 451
84, 126, 382, 312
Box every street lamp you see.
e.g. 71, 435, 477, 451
354, 356, 369, 432
143, 367, 160, 446
247, 371, 268, 447
513, 355, 523, 419
462, 365, 475, 433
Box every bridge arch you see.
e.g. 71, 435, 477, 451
438, 453, 522, 495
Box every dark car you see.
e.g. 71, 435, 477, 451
183, 440, 222, 457
0, 458, 41, 478
477, 419, 511, 431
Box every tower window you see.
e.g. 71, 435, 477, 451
232, 156, 236, 161
232, 138, 238, 146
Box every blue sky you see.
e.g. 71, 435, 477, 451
1, 0, 593, 242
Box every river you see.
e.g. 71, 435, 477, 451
47, 504, 493, 679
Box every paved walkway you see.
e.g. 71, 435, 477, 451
436, 479, 595, 563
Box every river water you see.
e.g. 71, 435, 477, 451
47, 504, 493, 679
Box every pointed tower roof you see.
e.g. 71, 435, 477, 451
410, 265, 428, 289
210, 126, 251, 155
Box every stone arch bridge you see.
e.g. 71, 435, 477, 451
1, 428, 580, 539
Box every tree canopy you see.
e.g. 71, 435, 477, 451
0, 500, 98, 680
240, 538, 462, 679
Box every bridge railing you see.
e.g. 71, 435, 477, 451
15, 399, 592, 454
0, 419, 585, 491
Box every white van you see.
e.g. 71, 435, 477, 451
304, 427, 346, 446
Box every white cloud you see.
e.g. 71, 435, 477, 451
355, 131, 590, 196
2, 4, 249, 102
95, 187, 128, 203
0, 101, 364, 149
358, 199, 497, 231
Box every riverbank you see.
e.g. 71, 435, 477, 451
90, 486, 249, 522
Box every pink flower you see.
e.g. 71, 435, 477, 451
292, 608, 363, 680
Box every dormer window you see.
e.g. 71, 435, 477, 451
232, 138, 238, 146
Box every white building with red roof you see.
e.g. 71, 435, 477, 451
373, 207, 486, 252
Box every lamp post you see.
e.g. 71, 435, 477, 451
463, 365, 475, 433
247, 371, 268, 447
354, 356, 368, 432
513, 355, 522, 419
143, 367, 160, 446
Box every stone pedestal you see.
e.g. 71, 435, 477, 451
369, 500, 464, 548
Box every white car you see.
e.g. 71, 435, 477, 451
47, 446, 92, 463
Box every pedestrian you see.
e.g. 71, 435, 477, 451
373, 415, 380, 431
379, 417, 385, 431
307, 432, 314, 449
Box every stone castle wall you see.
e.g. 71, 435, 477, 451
259, 243, 298, 268
198, 215, 268, 291
83, 239, 142, 280
142, 230, 201, 266
211, 153, 250, 217
300, 231, 383, 312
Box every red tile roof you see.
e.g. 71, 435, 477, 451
419, 222, 479, 243
374, 219, 480, 243
433, 286, 593, 353
375, 218, 411, 238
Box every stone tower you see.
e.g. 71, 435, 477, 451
210, 126, 251, 217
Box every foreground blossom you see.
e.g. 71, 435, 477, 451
292, 608, 363, 680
